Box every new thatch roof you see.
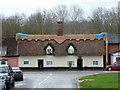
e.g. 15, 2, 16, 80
16, 34, 106, 44
17, 34, 105, 56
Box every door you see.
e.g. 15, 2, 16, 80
38, 60, 43, 69
77, 58, 82, 70
116, 58, 120, 62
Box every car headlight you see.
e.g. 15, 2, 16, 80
4, 76, 10, 81
1, 76, 5, 79
6, 76, 10, 79
106, 66, 108, 68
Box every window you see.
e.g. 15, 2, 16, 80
116, 58, 120, 62
46, 45, 53, 54
68, 45, 74, 54
46, 61, 53, 65
0, 60, 8, 65
46, 49, 52, 54
114, 62, 120, 65
2, 51, 6, 56
24, 61, 29, 64
67, 61, 74, 66
0, 46, 7, 56
93, 61, 98, 65
0, 51, 2, 56
0, 51, 7, 56
1, 61, 6, 65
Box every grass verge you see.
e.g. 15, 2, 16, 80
79, 73, 118, 88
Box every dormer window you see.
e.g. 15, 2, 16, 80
0, 46, 7, 56
46, 45, 53, 55
68, 45, 74, 55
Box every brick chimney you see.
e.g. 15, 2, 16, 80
57, 21, 63, 36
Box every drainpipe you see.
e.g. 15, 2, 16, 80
105, 32, 109, 66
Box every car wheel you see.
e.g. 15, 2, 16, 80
21, 78, 23, 81
4, 84, 6, 90
11, 81, 15, 87
6, 84, 10, 90
107, 67, 112, 71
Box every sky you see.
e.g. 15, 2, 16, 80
0, 0, 119, 18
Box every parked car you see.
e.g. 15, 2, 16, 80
0, 76, 6, 90
105, 62, 120, 71
12, 67, 23, 81
0, 65, 15, 89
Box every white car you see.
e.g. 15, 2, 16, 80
0, 65, 15, 89
0, 76, 6, 90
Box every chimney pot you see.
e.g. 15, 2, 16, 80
57, 21, 63, 36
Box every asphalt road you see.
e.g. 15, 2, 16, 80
11, 70, 118, 89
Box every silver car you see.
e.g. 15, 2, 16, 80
0, 74, 6, 90
0, 65, 15, 89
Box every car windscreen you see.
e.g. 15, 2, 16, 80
0, 66, 8, 73
112, 62, 120, 65
115, 63, 120, 65
12, 68, 20, 70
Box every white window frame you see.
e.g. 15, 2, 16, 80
4, 51, 6, 55
46, 49, 52, 54
46, 45, 53, 54
68, 45, 74, 54
93, 61, 98, 65
46, 61, 53, 66
24, 60, 29, 65
67, 61, 74, 66
0, 51, 1, 56
0, 60, 8, 65
2, 51, 6, 56
1, 51, 4, 56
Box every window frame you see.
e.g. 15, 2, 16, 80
46, 61, 53, 66
46, 45, 53, 55
68, 45, 75, 55
46, 49, 53, 55
0, 51, 1, 56
67, 61, 74, 66
0, 51, 7, 56
93, 61, 98, 65
24, 60, 29, 65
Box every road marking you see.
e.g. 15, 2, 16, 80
38, 81, 43, 85
33, 86, 37, 88
32, 73, 52, 89
43, 79, 47, 82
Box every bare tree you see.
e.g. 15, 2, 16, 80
69, 5, 84, 22
2, 13, 24, 37
51, 5, 68, 22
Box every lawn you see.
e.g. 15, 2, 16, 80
79, 73, 119, 88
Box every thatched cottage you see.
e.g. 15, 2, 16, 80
16, 22, 106, 69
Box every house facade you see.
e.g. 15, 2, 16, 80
0, 38, 18, 67
106, 34, 120, 64
16, 22, 106, 69
110, 50, 120, 64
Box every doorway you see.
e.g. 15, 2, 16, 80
38, 59, 43, 69
77, 57, 83, 70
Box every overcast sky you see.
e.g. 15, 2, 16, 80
0, 0, 119, 17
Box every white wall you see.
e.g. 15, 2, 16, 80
82, 56, 103, 67
18, 55, 103, 68
19, 55, 78, 67
111, 52, 120, 64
